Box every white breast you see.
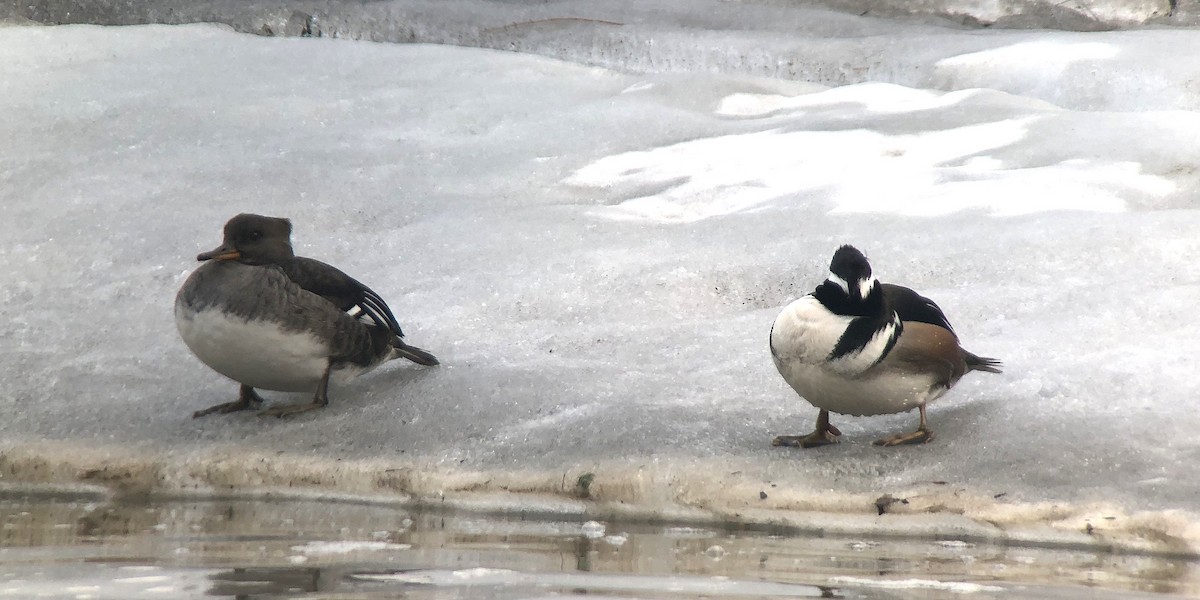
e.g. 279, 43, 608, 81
771, 296, 927, 416
772, 295, 902, 376
770, 295, 850, 366
175, 304, 330, 392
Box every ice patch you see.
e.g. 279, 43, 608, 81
830, 576, 1004, 593
352, 569, 827, 596
603, 534, 628, 546
662, 527, 718, 539
716, 84, 974, 118
936, 540, 976, 548
291, 540, 412, 555
939, 41, 1120, 76
113, 576, 170, 583
568, 103, 1168, 220
581, 520, 606, 539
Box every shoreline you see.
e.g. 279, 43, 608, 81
2, 440, 1195, 560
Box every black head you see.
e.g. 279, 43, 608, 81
814, 244, 882, 314
829, 245, 872, 292
197, 213, 295, 265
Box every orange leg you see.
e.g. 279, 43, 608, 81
258, 367, 331, 418
874, 404, 935, 446
773, 409, 842, 448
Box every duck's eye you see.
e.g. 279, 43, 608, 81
247, 230, 263, 241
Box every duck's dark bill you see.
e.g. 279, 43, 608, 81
197, 246, 241, 261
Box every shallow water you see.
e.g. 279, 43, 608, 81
0, 494, 1196, 599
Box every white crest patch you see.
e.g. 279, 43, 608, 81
857, 276, 877, 300
826, 272, 850, 294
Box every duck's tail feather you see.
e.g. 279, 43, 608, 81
964, 351, 1002, 374
393, 340, 439, 366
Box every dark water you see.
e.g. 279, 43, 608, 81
0, 494, 1195, 599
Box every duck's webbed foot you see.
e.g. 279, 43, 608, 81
257, 401, 326, 418
874, 404, 935, 446
773, 409, 842, 448
193, 385, 265, 418
874, 428, 934, 446
257, 368, 330, 418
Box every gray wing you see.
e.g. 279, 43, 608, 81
183, 261, 393, 368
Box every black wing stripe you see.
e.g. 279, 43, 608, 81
359, 286, 405, 336
883, 283, 955, 333
356, 301, 386, 326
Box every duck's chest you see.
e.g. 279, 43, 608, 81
771, 296, 858, 365
771, 296, 899, 374
174, 262, 332, 392
175, 302, 330, 392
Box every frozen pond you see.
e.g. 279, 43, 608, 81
0, 494, 1196, 599
4, 5, 1200, 577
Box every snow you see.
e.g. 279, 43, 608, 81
2, 14, 1200, 553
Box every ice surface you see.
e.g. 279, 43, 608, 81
11, 0, 1189, 32
9, 0, 1200, 111
2, 20, 1200, 552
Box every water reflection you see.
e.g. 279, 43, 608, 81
0, 494, 1195, 599
205, 567, 322, 596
